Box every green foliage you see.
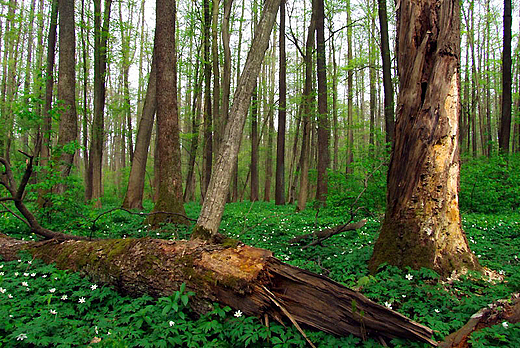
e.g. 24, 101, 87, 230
2, 195, 520, 346
460, 154, 520, 213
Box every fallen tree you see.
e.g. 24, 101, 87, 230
288, 219, 367, 248
1, 155, 436, 345
0, 233, 436, 345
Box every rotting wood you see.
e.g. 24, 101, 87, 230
439, 293, 520, 348
0, 233, 436, 345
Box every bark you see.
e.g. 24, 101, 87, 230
201, 0, 213, 200
211, 0, 221, 155
498, 0, 512, 154
220, 0, 233, 155
250, 85, 259, 202
315, 0, 329, 204
346, 0, 354, 174
36, 0, 57, 208
148, 0, 187, 227
296, 13, 317, 212
0, 233, 436, 345
87, 0, 112, 206
369, 0, 481, 277
56, 0, 78, 186
378, 0, 394, 146
193, 0, 282, 238
122, 49, 156, 210
274, 0, 286, 205
80, 0, 90, 188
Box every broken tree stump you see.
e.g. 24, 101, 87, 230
0, 233, 436, 345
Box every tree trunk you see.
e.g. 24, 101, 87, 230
0, 233, 436, 345
193, 0, 282, 238
148, 0, 187, 227
378, 0, 394, 146
55, 0, 78, 188
201, 0, 213, 200
369, 0, 481, 277
315, 0, 329, 204
498, 0, 512, 154
36, 0, 57, 208
346, 0, 354, 174
250, 84, 259, 202
87, 0, 112, 207
274, 0, 286, 205
296, 12, 316, 212
211, 0, 221, 155
122, 48, 156, 210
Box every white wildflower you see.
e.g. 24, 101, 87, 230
91, 284, 98, 291
30, 273, 36, 277
384, 302, 392, 309
61, 295, 68, 300
8, 294, 13, 299
169, 321, 175, 327
79, 297, 86, 303
49, 288, 56, 293
49, 309, 57, 315
234, 310, 243, 318
16, 333, 27, 341
0, 287, 6, 294
21, 281, 28, 287
405, 274, 413, 281
502, 322, 509, 329
434, 309, 440, 313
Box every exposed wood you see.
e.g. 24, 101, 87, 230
439, 293, 520, 348
0, 233, 436, 345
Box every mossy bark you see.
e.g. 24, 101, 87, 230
369, 0, 480, 277
0, 233, 435, 344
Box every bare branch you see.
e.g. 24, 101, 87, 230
1, 202, 30, 227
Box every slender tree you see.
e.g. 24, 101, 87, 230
275, 0, 286, 205
86, 0, 112, 206
315, 0, 329, 204
122, 49, 156, 210
201, 0, 212, 200
499, 0, 512, 154
378, 0, 394, 145
192, 0, 281, 238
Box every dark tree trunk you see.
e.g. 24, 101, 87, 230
36, 0, 57, 207
296, 12, 316, 212
202, 0, 213, 200
369, 0, 481, 277
56, 0, 78, 187
274, 0, 286, 205
315, 0, 329, 204
148, 0, 187, 226
498, 0, 512, 154
378, 0, 394, 146
87, 0, 112, 207
122, 49, 156, 210
250, 84, 259, 202
0, 233, 435, 345
345, 0, 354, 174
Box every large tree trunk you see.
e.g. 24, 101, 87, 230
55, 0, 78, 188
369, 0, 480, 277
122, 49, 156, 210
0, 233, 436, 345
148, 0, 187, 226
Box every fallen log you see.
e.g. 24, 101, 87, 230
439, 293, 520, 348
289, 219, 367, 248
0, 233, 436, 345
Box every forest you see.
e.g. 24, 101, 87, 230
1, 0, 520, 346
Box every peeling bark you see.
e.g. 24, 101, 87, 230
0, 233, 436, 345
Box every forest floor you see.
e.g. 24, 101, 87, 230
1, 200, 520, 347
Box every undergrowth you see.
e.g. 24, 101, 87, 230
2, 199, 520, 347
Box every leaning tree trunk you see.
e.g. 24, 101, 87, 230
0, 233, 436, 345
369, 0, 480, 277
